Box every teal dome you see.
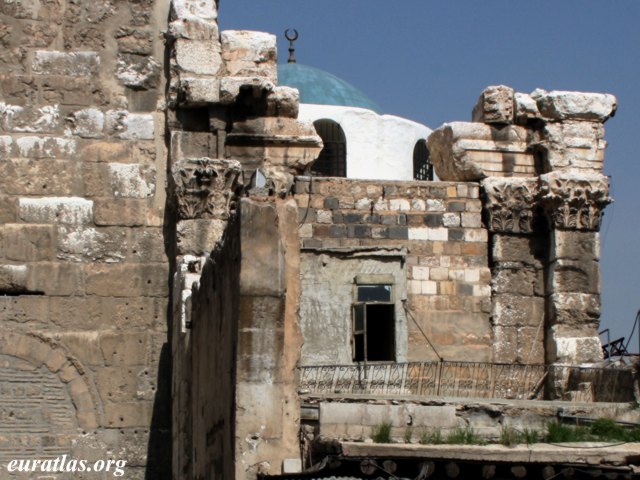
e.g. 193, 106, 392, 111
278, 63, 383, 114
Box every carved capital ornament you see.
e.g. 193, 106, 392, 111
481, 178, 539, 234
171, 158, 242, 220
540, 173, 612, 231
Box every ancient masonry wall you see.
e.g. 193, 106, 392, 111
294, 177, 494, 363
165, 1, 322, 478
0, 0, 171, 477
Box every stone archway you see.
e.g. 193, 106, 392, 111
0, 332, 98, 462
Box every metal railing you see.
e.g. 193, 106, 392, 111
298, 361, 637, 402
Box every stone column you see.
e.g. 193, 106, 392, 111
540, 172, 612, 365
482, 177, 546, 364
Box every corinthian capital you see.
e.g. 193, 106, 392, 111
481, 177, 539, 234
171, 158, 242, 220
540, 172, 612, 231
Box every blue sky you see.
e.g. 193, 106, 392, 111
220, 1, 640, 344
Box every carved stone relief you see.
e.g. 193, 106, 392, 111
481, 177, 538, 234
171, 158, 242, 220
540, 172, 612, 231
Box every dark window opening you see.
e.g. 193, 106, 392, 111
311, 119, 346, 177
413, 139, 433, 181
353, 284, 395, 362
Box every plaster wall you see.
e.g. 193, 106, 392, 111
298, 104, 432, 181
300, 254, 408, 365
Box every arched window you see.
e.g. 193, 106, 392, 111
413, 139, 433, 181
311, 119, 346, 177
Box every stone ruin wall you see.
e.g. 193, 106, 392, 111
429, 85, 616, 368
294, 177, 495, 363
0, 0, 620, 479
0, 0, 171, 477
165, 1, 322, 479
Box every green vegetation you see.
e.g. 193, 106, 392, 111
371, 422, 392, 443
445, 426, 486, 445
412, 417, 640, 447
522, 428, 540, 445
545, 421, 588, 442
545, 419, 640, 443
419, 428, 444, 445
499, 426, 541, 446
404, 425, 414, 443
499, 426, 520, 447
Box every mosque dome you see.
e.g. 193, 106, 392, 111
278, 63, 383, 114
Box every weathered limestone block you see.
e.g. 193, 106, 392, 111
108, 163, 156, 198
26, 262, 84, 296
171, 158, 242, 220
40, 75, 107, 106
0, 135, 12, 158
0, 103, 60, 133
0, 264, 28, 293
493, 325, 544, 364
57, 225, 128, 263
115, 27, 154, 55
548, 292, 600, 327
537, 120, 606, 172
105, 111, 156, 140
178, 77, 220, 106
221, 30, 277, 81
514, 92, 541, 125
176, 219, 227, 255
4, 158, 80, 195
65, 108, 105, 138
84, 163, 156, 198
226, 117, 322, 175
170, 130, 218, 160
547, 258, 600, 294
19, 197, 93, 224
531, 89, 617, 122
219, 76, 275, 105
1, 224, 55, 261
85, 263, 169, 297
94, 198, 147, 226
174, 39, 222, 76
482, 177, 538, 234
540, 172, 611, 231
428, 122, 534, 181
265, 86, 299, 118
31, 51, 100, 76
80, 141, 134, 163
493, 294, 545, 328
472, 85, 514, 124
491, 267, 540, 296
546, 330, 602, 364
168, 17, 219, 41
170, 0, 217, 22
116, 54, 161, 90
491, 235, 545, 268
15, 136, 76, 158
550, 230, 599, 262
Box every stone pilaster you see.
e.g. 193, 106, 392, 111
540, 172, 611, 365
482, 177, 546, 364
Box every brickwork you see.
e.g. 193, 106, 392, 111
294, 177, 492, 362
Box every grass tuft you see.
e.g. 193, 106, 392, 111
419, 428, 444, 445
371, 422, 393, 443
404, 425, 414, 443
446, 426, 486, 445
